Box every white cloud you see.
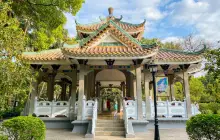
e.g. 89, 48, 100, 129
64, 0, 167, 37
168, 0, 220, 42
161, 36, 181, 43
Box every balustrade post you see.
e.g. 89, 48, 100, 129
166, 100, 169, 118
95, 99, 98, 119
184, 99, 187, 118
82, 95, 86, 120
134, 96, 138, 119
51, 100, 54, 117
34, 97, 38, 114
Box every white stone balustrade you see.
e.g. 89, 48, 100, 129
34, 98, 96, 119
34, 99, 69, 117
124, 99, 200, 119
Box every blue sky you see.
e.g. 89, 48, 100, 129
65, 0, 220, 43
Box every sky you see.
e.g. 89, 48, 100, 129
64, 0, 220, 43
64, 0, 220, 77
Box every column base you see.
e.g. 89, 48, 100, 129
71, 120, 89, 134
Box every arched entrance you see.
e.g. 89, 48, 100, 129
95, 69, 126, 119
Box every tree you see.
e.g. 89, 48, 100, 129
205, 48, 220, 78
141, 38, 182, 50
199, 73, 220, 103
4, 0, 84, 51
0, 2, 33, 110
189, 77, 205, 103
174, 82, 184, 101
162, 42, 182, 50
181, 34, 205, 52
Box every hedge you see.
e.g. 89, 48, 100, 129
0, 135, 8, 140
1, 116, 46, 140
186, 114, 220, 140
199, 102, 220, 114
0, 107, 22, 119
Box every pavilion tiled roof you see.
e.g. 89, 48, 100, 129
21, 9, 205, 64
154, 48, 204, 63
22, 45, 204, 64
22, 49, 66, 61
78, 20, 142, 49
76, 18, 145, 34
62, 45, 158, 58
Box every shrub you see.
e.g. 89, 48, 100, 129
1, 116, 46, 140
199, 103, 220, 114
0, 108, 22, 119
201, 109, 213, 114
186, 114, 220, 140
0, 135, 8, 140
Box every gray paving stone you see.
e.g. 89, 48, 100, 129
46, 128, 189, 140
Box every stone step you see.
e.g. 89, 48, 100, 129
97, 119, 124, 123
95, 131, 125, 136
96, 123, 124, 127
96, 127, 125, 131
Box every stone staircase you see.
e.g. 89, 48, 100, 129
95, 119, 125, 136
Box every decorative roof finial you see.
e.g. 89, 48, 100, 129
108, 7, 114, 17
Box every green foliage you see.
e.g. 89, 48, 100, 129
1, 116, 46, 140
0, 107, 21, 119
0, 135, 8, 140
199, 73, 220, 103
173, 74, 220, 103
0, 2, 33, 111
141, 38, 182, 50
162, 42, 182, 50
3, 0, 84, 50
199, 103, 220, 114
174, 82, 184, 101
205, 48, 220, 78
189, 77, 205, 103
141, 38, 161, 45
186, 114, 220, 140
100, 88, 122, 102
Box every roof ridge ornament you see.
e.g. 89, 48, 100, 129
75, 19, 78, 25
99, 16, 105, 21
108, 7, 114, 17
115, 15, 123, 21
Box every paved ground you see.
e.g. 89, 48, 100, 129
46, 128, 189, 140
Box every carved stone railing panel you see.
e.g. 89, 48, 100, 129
124, 99, 201, 119
124, 100, 137, 119
52, 101, 69, 117
34, 98, 97, 119
84, 100, 95, 119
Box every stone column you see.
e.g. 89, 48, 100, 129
144, 71, 151, 120
136, 66, 143, 120
133, 78, 137, 98
168, 74, 175, 101
29, 65, 42, 115
29, 78, 38, 115
97, 82, 102, 112
70, 65, 77, 120
183, 72, 192, 118
47, 73, 56, 101
121, 82, 125, 97
130, 73, 134, 98
77, 65, 86, 120
90, 71, 95, 98
84, 75, 88, 100
126, 72, 130, 97
47, 65, 60, 101
69, 84, 72, 98
61, 79, 67, 101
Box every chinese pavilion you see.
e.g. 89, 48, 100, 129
22, 7, 203, 137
